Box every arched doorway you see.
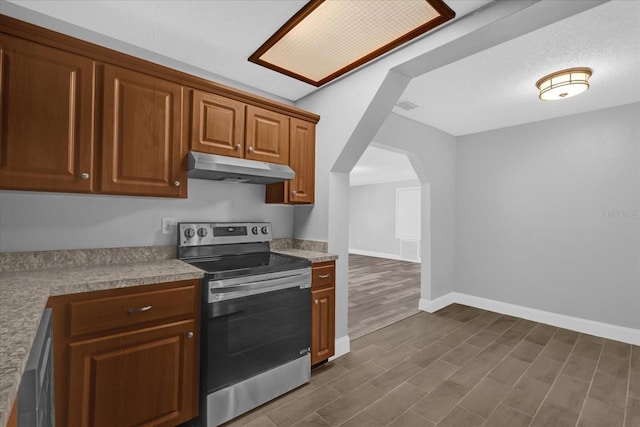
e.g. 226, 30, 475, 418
347, 143, 428, 339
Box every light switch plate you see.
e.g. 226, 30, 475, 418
161, 217, 176, 235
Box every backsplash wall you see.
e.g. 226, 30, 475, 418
0, 178, 294, 252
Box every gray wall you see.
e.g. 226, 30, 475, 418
373, 113, 457, 300
455, 102, 640, 329
0, 179, 293, 252
349, 179, 421, 257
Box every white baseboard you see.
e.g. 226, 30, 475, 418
419, 293, 457, 313
348, 248, 420, 263
420, 292, 640, 346
329, 335, 351, 361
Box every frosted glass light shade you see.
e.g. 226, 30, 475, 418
536, 67, 593, 101
249, 0, 455, 87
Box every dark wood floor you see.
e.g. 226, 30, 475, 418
348, 254, 421, 340
223, 305, 640, 427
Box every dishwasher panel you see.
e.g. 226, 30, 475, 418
17, 308, 55, 427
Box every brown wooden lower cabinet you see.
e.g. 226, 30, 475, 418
6, 399, 17, 427
47, 279, 200, 427
311, 261, 335, 365
68, 320, 195, 427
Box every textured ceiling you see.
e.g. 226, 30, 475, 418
392, 0, 640, 136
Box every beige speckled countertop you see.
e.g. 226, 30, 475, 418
0, 241, 336, 426
270, 238, 337, 264
0, 250, 203, 427
272, 249, 338, 263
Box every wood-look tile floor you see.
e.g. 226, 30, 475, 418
348, 254, 421, 340
223, 304, 640, 427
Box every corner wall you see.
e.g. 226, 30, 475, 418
373, 114, 457, 300
455, 102, 640, 330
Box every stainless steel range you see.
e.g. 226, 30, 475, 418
177, 222, 311, 427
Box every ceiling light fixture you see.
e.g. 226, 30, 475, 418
536, 67, 593, 101
249, 0, 455, 87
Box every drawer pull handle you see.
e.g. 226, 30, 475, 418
187, 332, 194, 339
128, 305, 152, 314
318, 274, 331, 279
314, 299, 319, 304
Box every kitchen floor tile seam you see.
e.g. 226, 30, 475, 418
326, 359, 388, 390
430, 327, 537, 426
410, 335, 519, 426
574, 333, 606, 426
527, 330, 582, 426
328, 377, 417, 427
623, 348, 634, 427
480, 402, 534, 427
311, 410, 332, 426
461, 322, 567, 426
432, 314, 519, 365
429, 307, 492, 342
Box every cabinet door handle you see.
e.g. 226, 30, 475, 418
187, 332, 194, 339
127, 305, 152, 314
80, 172, 90, 180
248, 146, 254, 153
292, 190, 297, 196
314, 299, 319, 304
173, 180, 181, 187
318, 274, 330, 279
235, 144, 241, 150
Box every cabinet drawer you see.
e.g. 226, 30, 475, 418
69, 285, 196, 337
312, 263, 335, 289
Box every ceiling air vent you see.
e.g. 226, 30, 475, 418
396, 100, 419, 111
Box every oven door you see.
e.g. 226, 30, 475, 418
205, 268, 311, 394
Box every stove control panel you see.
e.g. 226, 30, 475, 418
178, 222, 272, 247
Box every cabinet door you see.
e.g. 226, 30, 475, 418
288, 118, 315, 204
311, 287, 335, 365
67, 320, 197, 427
191, 90, 245, 158
0, 35, 95, 193
265, 118, 315, 204
101, 64, 186, 197
245, 105, 289, 165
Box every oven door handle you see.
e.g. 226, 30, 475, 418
209, 268, 311, 289
210, 277, 308, 304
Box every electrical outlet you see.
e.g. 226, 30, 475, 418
161, 217, 176, 235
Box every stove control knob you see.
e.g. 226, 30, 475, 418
197, 227, 208, 238
184, 228, 195, 239
251, 226, 259, 235
261, 226, 269, 234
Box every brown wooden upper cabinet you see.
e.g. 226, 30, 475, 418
0, 34, 95, 193
0, 36, 187, 198
101, 64, 186, 198
191, 90, 289, 165
1, 16, 319, 199
191, 90, 245, 158
245, 105, 289, 165
266, 118, 316, 204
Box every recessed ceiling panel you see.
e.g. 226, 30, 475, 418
250, 0, 455, 86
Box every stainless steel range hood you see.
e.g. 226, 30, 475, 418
188, 151, 294, 184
